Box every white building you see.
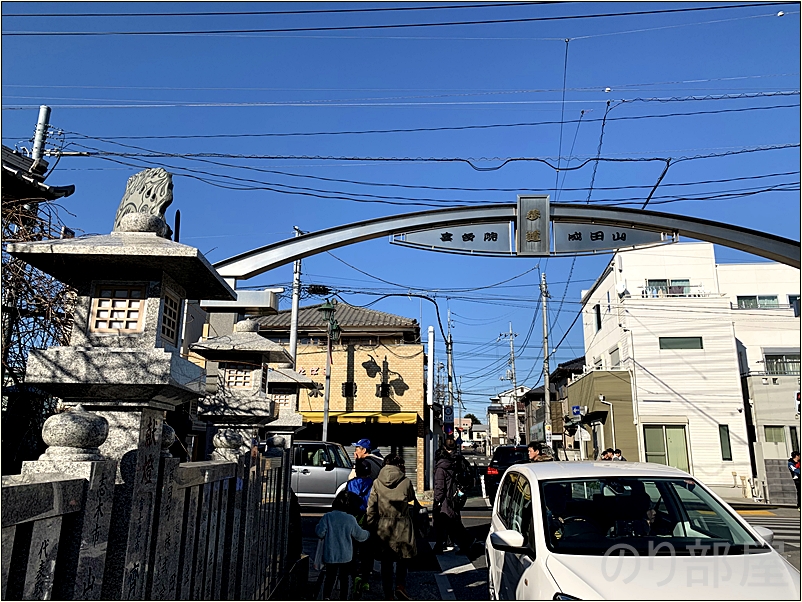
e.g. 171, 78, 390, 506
487, 385, 529, 450
570, 242, 799, 502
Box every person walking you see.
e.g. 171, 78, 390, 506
433, 437, 478, 557
525, 441, 553, 463
315, 490, 370, 600
350, 438, 384, 481
789, 451, 800, 510
366, 453, 417, 601
346, 459, 375, 596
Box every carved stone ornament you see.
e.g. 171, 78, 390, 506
112, 167, 174, 238
161, 422, 177, 457
39, 404, 109, 461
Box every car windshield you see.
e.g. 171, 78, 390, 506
493, 447, 528, 465
540, 477, 768, 556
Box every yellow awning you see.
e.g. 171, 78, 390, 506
300, 411, 419, 424
300, 411, 345, 423
337, 412, 382, 424
377, 412, 419, 425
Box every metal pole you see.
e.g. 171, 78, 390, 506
288, 227, 303, 367
31, 105, 51, 161
427, 326, 435, 491
508, 322, 519, 445
322, 331, 332, 442
541, 273, 551, 451
446, 321, 455, 435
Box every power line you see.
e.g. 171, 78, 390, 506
5, 3, 793, 36
2, 3, 556, 18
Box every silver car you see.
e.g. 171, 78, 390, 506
291, 440, 353, 507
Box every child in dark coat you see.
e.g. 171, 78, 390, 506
345, 459, 374, 596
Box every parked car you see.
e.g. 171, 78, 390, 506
486, 461, 800, 600
291, 440, 353, 507
484, 445, 528, 503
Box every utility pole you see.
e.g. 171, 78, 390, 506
427, 325, 435, 491
288, 226, 303, 367
541, 273, 552, 452
458, 375, 463, 444
499, 323, 520, 445
446, 309, 455, 438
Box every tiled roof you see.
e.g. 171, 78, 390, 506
254, 302, 418, 331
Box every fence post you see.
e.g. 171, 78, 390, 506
20, 405, 117, 600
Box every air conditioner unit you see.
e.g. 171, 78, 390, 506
616, 280, 628, 297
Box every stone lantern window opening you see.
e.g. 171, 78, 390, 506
89, 284, 146, 333
160, 289, 182, 345
223, 362, 253, 389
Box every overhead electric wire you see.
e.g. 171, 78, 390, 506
3, 3, 559, 18
5, 3, 794, 36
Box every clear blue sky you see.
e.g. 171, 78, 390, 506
3, 2, 800, 417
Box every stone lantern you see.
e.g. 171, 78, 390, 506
7, 168, 235, 598
190, 318, 302, 459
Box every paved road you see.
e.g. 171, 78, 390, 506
300, 500, 799, 600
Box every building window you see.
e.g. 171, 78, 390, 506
645, 278, 690, 297
224, 363, 252, 389
764, 353, 800, 375
90, 285, 146, 333
790, 295, 801, 317
342, 382, 357, 397
594, 304, 602, 332
764, 426, 786, 444
593, 357, 603, 370
160, 291, 181, 345
606, 291, 611, 313
643, 425, 690, 472
790, 427, 799, 454
610, 347, 620, 369
659, 336, 703, 350
737, 295, 779, 309
718, 425, 733, 461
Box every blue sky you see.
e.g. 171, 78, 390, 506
3, 2, 800, 417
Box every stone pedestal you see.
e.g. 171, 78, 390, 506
20, 406, 117, 600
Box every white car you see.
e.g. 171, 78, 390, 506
486, 461, 800, 600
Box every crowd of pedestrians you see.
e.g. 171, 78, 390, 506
313, 436, 479, 600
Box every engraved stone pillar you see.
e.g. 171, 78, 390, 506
21, 406, 117, 600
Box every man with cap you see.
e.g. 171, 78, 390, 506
350, 438, 384, 481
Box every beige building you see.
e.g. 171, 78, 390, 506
255, 303, 428, 491
571, 242, 799, 502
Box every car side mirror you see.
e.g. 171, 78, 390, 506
489, 530, 534, 558
323, 461, 336, 471
753, 525, 774, 545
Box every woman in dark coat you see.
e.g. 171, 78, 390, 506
433, 438, 474, 555
366, 453, 416, 601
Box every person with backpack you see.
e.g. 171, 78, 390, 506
433, 437, 479, 558
366, 453, 417, 601
315, 490, 370, 600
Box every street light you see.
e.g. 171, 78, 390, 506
318, 299, 340, 442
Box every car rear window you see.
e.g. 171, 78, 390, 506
493, 447, 528, 464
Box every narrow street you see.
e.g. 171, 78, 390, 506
301, 495, 800, 600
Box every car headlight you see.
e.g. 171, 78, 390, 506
553, 594, 581, 601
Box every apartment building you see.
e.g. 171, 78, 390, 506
569, 242, 799, 502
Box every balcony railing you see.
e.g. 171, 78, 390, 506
635, 284, 713, 298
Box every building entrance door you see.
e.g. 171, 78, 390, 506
644, 425, 690, 473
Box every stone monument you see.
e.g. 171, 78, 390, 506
8, 168, 235, 600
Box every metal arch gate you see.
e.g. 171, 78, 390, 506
214, 203, 800, 283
